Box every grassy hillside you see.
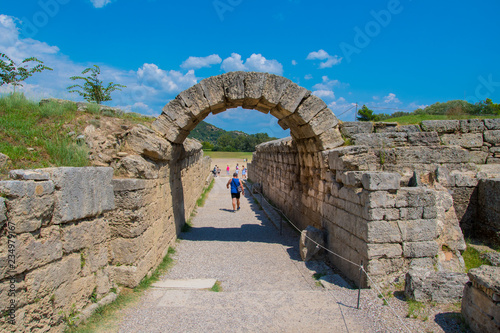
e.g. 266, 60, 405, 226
188, 120, 247, 145
0, 93, 152, 178
382, 114, 499, 125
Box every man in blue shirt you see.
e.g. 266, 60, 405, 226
226, 172, 244, 212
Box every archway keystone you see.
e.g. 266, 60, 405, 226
152, 71, 345, 150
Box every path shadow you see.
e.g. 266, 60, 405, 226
434, 312, 471, 332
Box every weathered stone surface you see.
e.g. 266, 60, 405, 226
484, 118, 500, 130
478, 178, 500, 246
404, 268, 468, 303
46, 167, 115, 224
480, 252, 500, 267
61, 218, 109, 253
178, 83, 211, 118
199, 75, 226, 114
352, 132, 408, 147
398, 125, 421, 133
278, 82, 310, 114
162, 97, 198, 130
361, 172, 401, 191
403, 241, 439, 258
317, 128, 345, 150
112, 178, 147, 192
0, 179, 54, 198
305, 108, 340, 137
243, 72, 268, 109
374, 122, 398, 133
367, 243, 402, 259
124, 124, 173, 161
9, 169, 50, 181
222, 71, 246, 107
299, 225, 324, 261
407, 132, 440, 146
421, 120, 460, 133
468, 265, 500, 297
440, 133, 483, 148
120, 155, 158, 179
258, 74, 291, 113
460, 119, 485, 133
151, 113, 188, 144
398, 219, 437, 242
366, 221, 402, 243
293, 95, 327, 125
462, 282, 500, 333
340, 122, 373, 137
484, 130, 500, 145
0, 197, 5, 228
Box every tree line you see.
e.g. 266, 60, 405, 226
202, 132, 277, 152
357, 99, 500, 121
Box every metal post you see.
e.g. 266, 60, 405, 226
357, 261, 363, 309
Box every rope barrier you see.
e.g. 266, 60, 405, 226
247, 182, 413, 333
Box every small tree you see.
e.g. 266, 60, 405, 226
67, 65, 126, 104
356, 105, 379, 121
0, 53, 53, 92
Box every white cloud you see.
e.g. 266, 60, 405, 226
304, 74, 313, 80
312, 76, 341, 91
180, 54, 222, 69
291, 60, 297, 66
312, 90, 335, 99
407, 102, 428, 110
90, 0, 113, 8
306, 49, 342, 68
137, 63, 198, 93
221, 53, 283, 75
383, 93, 401, 104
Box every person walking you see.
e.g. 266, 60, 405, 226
241, 166, 247, 179
226, 165, 230, 176
235, 163, 239, 177
226, 172, 244, 212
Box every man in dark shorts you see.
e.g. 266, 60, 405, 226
226, 172, 244, 212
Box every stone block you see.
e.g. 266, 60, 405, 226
161, 97, 195, 128
8, 226, 63, 277
361, 191, 396, 208
400, 187, 437, 207
367, 243, 402, 259
9, 169, 50, 181
462, 282, 500, 333
0, 179, 54, 198
404, 268, 468, 303
484, 118, 500, 130
340, 121, 373, 137
299, 225, 324, 261
222, 71, 246, 107
258, 74, 291, 113
293, 94, 327, 125
24, 253, 81, 302
112, 178, 148, 192
304, 108, 340, 136
398, 125, 421, 133
441, 133, 483, 148
151, 113, 183, 143
352, 132, 408, 147
278, 82, 310, 114
421, 120, 459, 133
403, 241, 439, 258
61, 218, 109, 254
120, 155, 158, 179
460, 119, 485, 133
361, 172, 401, 191
367, 221, 402, 243
45, 167, 115, 224
407, 132, 440, 146
124, 124, 173, 161
243, 72, 267, 109
317, 128, 345, 150
398, 219, 437, 242
338, 171, 364, 187
199, 75, 226, 113
7, 192, 55, 233
399, 207, 424, 220
468, 265, 500, 298
178, 84, 211, 118
450, 171, 479, 187
484, 130, 500, 145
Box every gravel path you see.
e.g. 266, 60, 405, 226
117, 177, 466, 333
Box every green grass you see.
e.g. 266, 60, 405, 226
196, 179, 214, 207
462, 245, 489, 272
203, 151, 253, 161
385, 114, 499, 125
66, 247, 176, 333
406, 299, 426, 319
210, 281, 222, 292
0, 93, 154, 178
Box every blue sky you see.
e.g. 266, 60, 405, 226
1, 0, 499, 138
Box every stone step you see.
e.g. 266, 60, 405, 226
152, 279, 217, 290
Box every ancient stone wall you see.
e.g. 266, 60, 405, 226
478, 178, 500, 247
249, 118, 500, 287
0, 147, 210, 332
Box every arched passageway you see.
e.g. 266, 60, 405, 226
152, 71, 344, 151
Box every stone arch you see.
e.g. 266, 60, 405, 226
152, 71, 344, 151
